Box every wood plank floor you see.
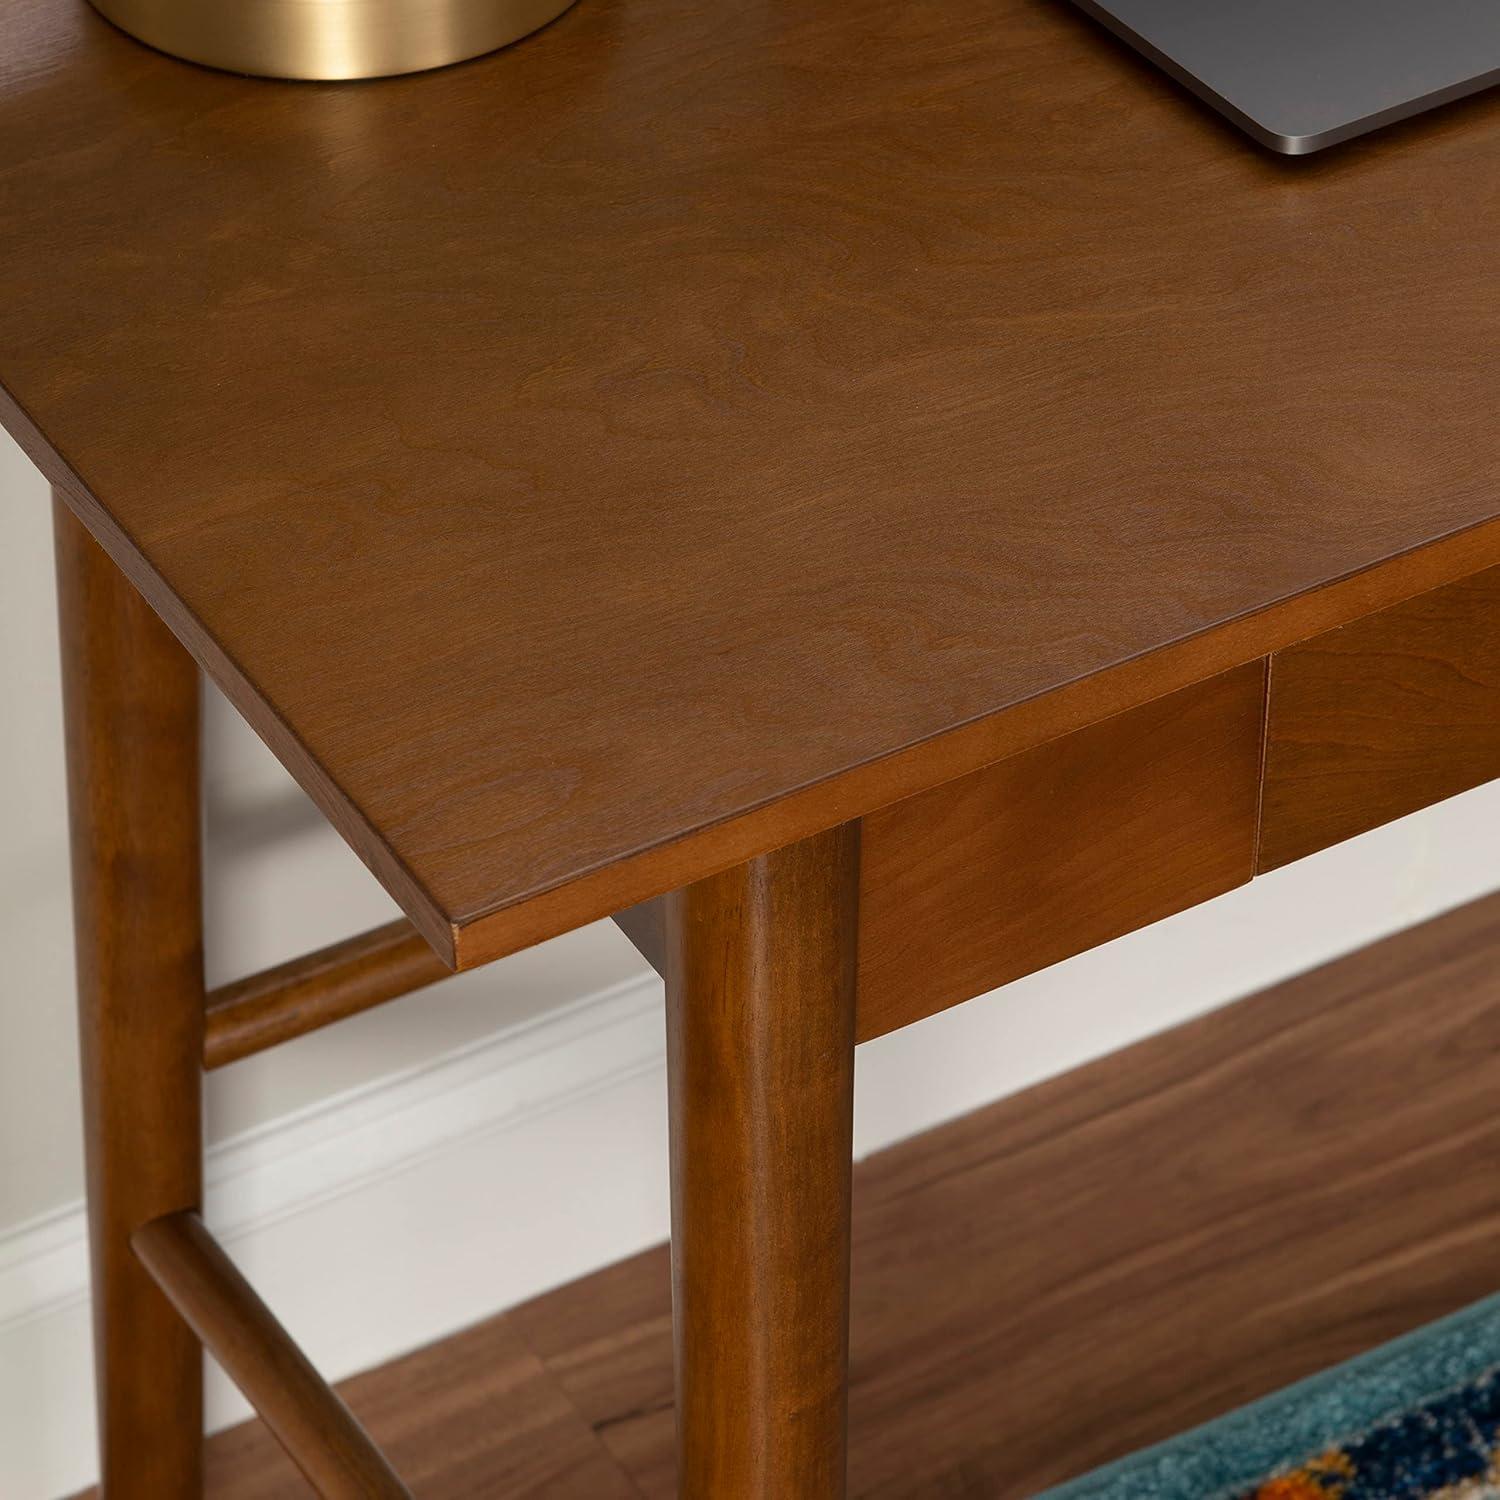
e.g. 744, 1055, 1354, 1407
93, 891, 1500, 1497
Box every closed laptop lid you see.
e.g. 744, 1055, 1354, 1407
1070, 0, 1500, 152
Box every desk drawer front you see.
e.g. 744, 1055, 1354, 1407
856, 663, 1264, 1041
1260, 567, 1500, 873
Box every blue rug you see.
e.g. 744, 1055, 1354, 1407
1044, 1295, 1500, 1499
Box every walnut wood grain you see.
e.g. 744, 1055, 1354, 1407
514, 889, 1500, 1499
55, 499, 205, 1497
666, 827, 859, 1498
1260, 566, 1500, 871
69, 890, 1500, 1499
3, 0, 1498, 965
858, 663, 1265, 1038
132, 1213, 411, 1498
197, 1313, 641, 1499
613, 666, 1264, 1039
204, 919, 451, 1069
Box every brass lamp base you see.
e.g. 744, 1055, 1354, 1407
88, 0, 580, 80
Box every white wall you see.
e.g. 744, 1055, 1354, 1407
3, 424, 1499, 1497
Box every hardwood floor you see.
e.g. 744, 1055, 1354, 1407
88, 891, 1500, 1497
204, 1316, 637, 1499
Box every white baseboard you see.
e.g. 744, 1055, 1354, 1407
4, 782, 1497, 1500
0, 971, 672, 1500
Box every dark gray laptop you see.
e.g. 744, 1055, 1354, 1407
1070, 0, 1500, 153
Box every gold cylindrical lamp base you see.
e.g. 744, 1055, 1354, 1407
88, 0, 580, 80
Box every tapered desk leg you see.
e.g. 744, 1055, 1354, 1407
55, 499, 205, 1496
666, 825, 859, 1499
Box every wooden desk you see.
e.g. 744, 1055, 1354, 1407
2, 0, 1497, 1492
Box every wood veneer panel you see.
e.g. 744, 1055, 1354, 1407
857, 663, 1265, 1039
3, 0, 1498, 964
1261, 566, 1500, 871
512, 890, 1500, 1499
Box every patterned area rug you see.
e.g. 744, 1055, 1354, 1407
1046, 1296, 1500, 1500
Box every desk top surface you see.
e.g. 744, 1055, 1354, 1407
2, 0, 1497, 964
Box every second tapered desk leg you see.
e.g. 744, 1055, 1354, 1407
55, 499, 205, 1497
666, 825, 859, 1499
